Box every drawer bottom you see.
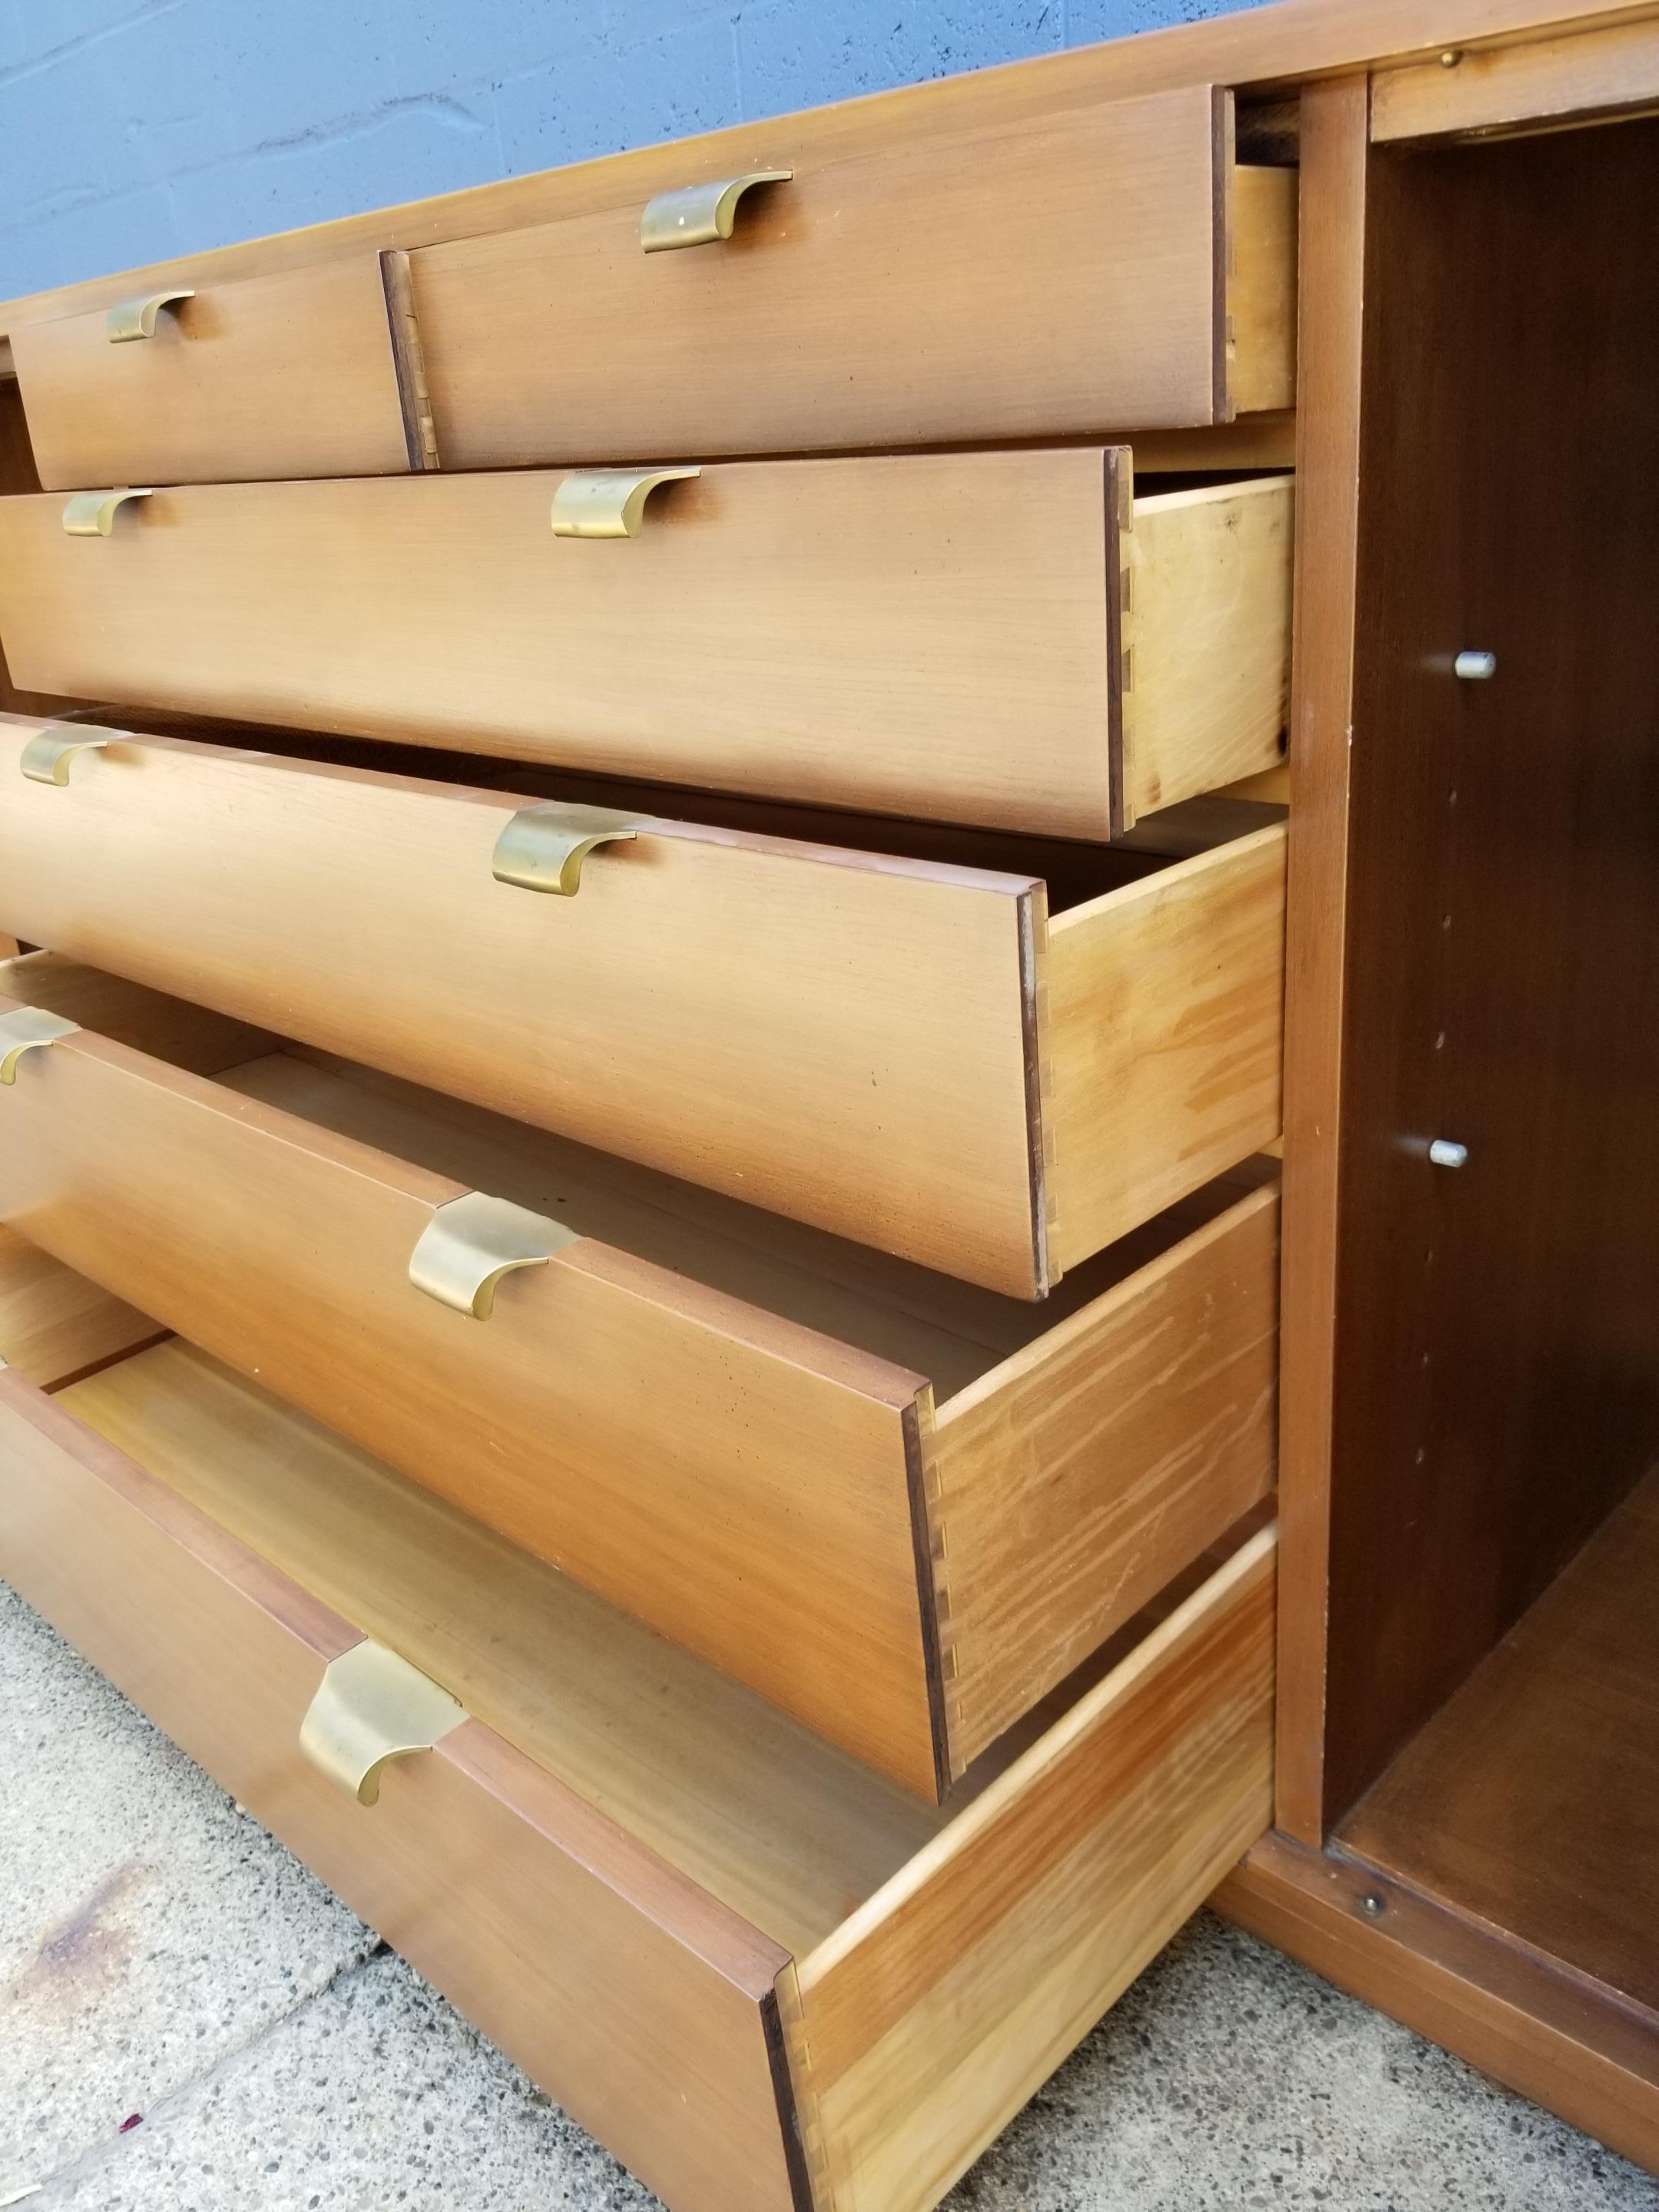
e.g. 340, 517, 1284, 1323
0, 1260, 1275, 2212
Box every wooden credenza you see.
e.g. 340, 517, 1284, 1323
0, 1, 1654, 2204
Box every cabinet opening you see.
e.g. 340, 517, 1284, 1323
1320, 114, 1659, 2012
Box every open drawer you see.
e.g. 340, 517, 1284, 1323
0, 452, 1293, 839
0, 1262, 1277, 2212
0, 957, 1277, 1796
8, 252, 427, 489
0, 720, 1286, 1295
409, 88, 1296, 462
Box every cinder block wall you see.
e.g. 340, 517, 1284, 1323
0, 0, 1264, 297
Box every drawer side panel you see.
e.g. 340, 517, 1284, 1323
792, 1528, 1277, 2212
1123, 476, 1295, 823
1045, 823, 1286, 1267
932, 1185, 1279, 1770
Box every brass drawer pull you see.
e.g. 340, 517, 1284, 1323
0, 1006, 80, 1084
20, 731, 111, 784
62, 487, 153, 537
300, 1639, 467, 1806
492, 801, 644, 896
105, 287, 195, 342
640, 170, 793, 252
408, 1189, 578, 1320
550, 465, 700, 539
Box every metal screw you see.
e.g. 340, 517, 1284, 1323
1359, 1892, 1386, 1916
1454, 649, 1497, 680
1429, 1139, 1469, 1168
1439, 48, 1462, 66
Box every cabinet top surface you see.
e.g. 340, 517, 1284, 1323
0, 0, 1653, 330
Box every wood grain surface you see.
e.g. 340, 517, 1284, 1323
0, 451, 1292, 839
1045, 823, 1286, 1269
792, 1526, 1277, 2212
0, 723, 1289, 1290
0, 452, 1121, 836
1371, 14, 1659, 138
63, 1336, 943, 1959
1270, 75, 1369, 1846
410, 91, 1291, 462
0, 1355, 804, 2212
12, 1322, 1284, 2212
0, 719, 1047, 1293
11, 254, 413, 490
0, 1000, 945, 1794
1124, 475, 1293, 821
1320, 114, 1659, 1825
1342, 1465, 1659, 2014
932, 1184, 1280, 1770
0, 1225, 161, 1388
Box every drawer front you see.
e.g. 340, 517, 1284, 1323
0, 458, 1291, 839
0, 1367, 802, 2212
0, 721, 1048, 1297
0, 729, 1286, 1297
0, 994, 945, 1795
1046, 823, 1289, 1266
411, 90, 1296, 465
9, 254, 422, 490
0, 1320, 1274, 2212
0, 452, 1120, 837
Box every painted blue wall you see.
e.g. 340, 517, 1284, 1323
0, 0, 1269, 298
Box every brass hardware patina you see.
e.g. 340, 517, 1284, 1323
20, 731, 113, 785
299, 1640, 467, 1806
491, 802, 645, 896
0, 1007, 80, 1084
407, 1189, 578, 1320
549, 465, 700, 539
106, 288, 196, 342
62, 488, 153, 537
640, 170, 793, 250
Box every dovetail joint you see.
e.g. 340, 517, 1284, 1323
777, 1976, 837, 2212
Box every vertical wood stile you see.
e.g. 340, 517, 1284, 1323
1273, 75, 1371, 1844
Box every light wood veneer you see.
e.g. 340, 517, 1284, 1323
410, 91, 1294, 464
0, 723, 1286, 1295
0, 1288, 1277, 2212
0, 458, 1290, 840
11, 254, 419, 490
0, 954, 1278, 1796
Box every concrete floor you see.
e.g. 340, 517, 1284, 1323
1, 1578, 1650, 2212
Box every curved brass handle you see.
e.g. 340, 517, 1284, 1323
106, 287, 195, 343
21, 731, 111, 785
408, 1189, 578, 1320
0, 1006, 80, 1084
300, 1640, 467, 1806
492, 802, 644, 896
641, 170, 793, 252
550, 465, 700, 540
62, 488, 153, 538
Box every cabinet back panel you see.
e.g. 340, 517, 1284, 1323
1323, 116, 1659, 1824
